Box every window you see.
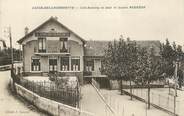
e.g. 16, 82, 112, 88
49, 59, 57, 72
38, 38, 46, 52
60, 38, 68, 52
31, 59, 40, 71
71, 57, 80, 71
85, 59, 94, 71
60, 57, 69, 71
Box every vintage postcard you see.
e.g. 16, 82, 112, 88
0, 0, 183, 116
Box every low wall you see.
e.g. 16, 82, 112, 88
110, 80, 165, 90
15, 83, 94, 116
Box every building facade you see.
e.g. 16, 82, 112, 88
18, 17, 161, 85
18, 17, 105, 84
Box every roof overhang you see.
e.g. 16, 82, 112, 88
17, 17, 86, 45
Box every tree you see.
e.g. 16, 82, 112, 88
125, 39, 138, 99
160, 39, 184, 92
136, 47, 149, 85
102, 36, 138, 98
138, 47, 162, 109
116, 37, 128, 94
160, 39, 176, 77
102, 37, 128, 92
102, 40, 119, 80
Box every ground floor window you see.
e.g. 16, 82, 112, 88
60, 57, 69, 71
31, 58, 40, 71
85, 59, 94, 71
71, 57, 80, 71
49, 59, 57, 72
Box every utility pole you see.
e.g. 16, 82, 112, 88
7, 26, 14, 79
9, 27, 14, 70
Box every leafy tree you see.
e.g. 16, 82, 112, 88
124, 39, 138, 99
116, 37, 128, 94
102, 40, 119, 80
136, 47, 149, 85
159, 39, 183, 77
102, 37, 128, 92
138, 47, 162, 109
147, 47, 162, 109
160, 39, 184, 89
103, 36, 138, 98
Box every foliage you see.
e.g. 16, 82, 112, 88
103, 37, 162, 83
0, 47, 22, 66
102, 37, 184, 108
160, 39, 184, 78
102, 37, 138, 81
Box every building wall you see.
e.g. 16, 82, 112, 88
22, 21, 84, 73
23, 40, 38, 72
69, 40, 84, 71
41, 56, 49, 72
21, 20, 107, 85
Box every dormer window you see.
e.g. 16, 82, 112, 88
38, 38, 46, 53
60, 38, 68, 52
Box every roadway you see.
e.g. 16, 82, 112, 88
0, 70, 47, 116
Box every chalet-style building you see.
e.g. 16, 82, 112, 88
17, 17, 161, 86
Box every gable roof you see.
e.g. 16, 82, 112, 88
85, 40, 161, 56
17, 17, 86, 44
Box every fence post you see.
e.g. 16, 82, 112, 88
50, 81, 51, 99
159, 94, 160, 106
43, 81, 45, 97
167, 96, 169, 108
152, 92, 153, 103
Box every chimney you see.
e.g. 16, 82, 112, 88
54, 16, 58, 20
24, 27, 29, 35
50, 16, 58, 20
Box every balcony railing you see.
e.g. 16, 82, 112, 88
34, 47, 70, 56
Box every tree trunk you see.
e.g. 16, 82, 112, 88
148, 81, 150, 109
130, 77, 133, 100
120, 78, 123, 95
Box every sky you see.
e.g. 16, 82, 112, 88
0, 0, 184, 48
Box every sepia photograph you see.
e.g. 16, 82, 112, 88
0, 0, 184, 116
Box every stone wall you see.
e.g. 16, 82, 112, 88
15, 83, 94, 116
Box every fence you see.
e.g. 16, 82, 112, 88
20, 78, 80, 107
103, 93, 138, 116
124, 88, 180, 115
15, 83, 94, 116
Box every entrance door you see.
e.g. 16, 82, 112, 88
49, 59, 57, 73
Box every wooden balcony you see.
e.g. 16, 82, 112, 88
34, 47, 70, 56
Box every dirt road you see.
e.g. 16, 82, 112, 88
0, 70, 47, 116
